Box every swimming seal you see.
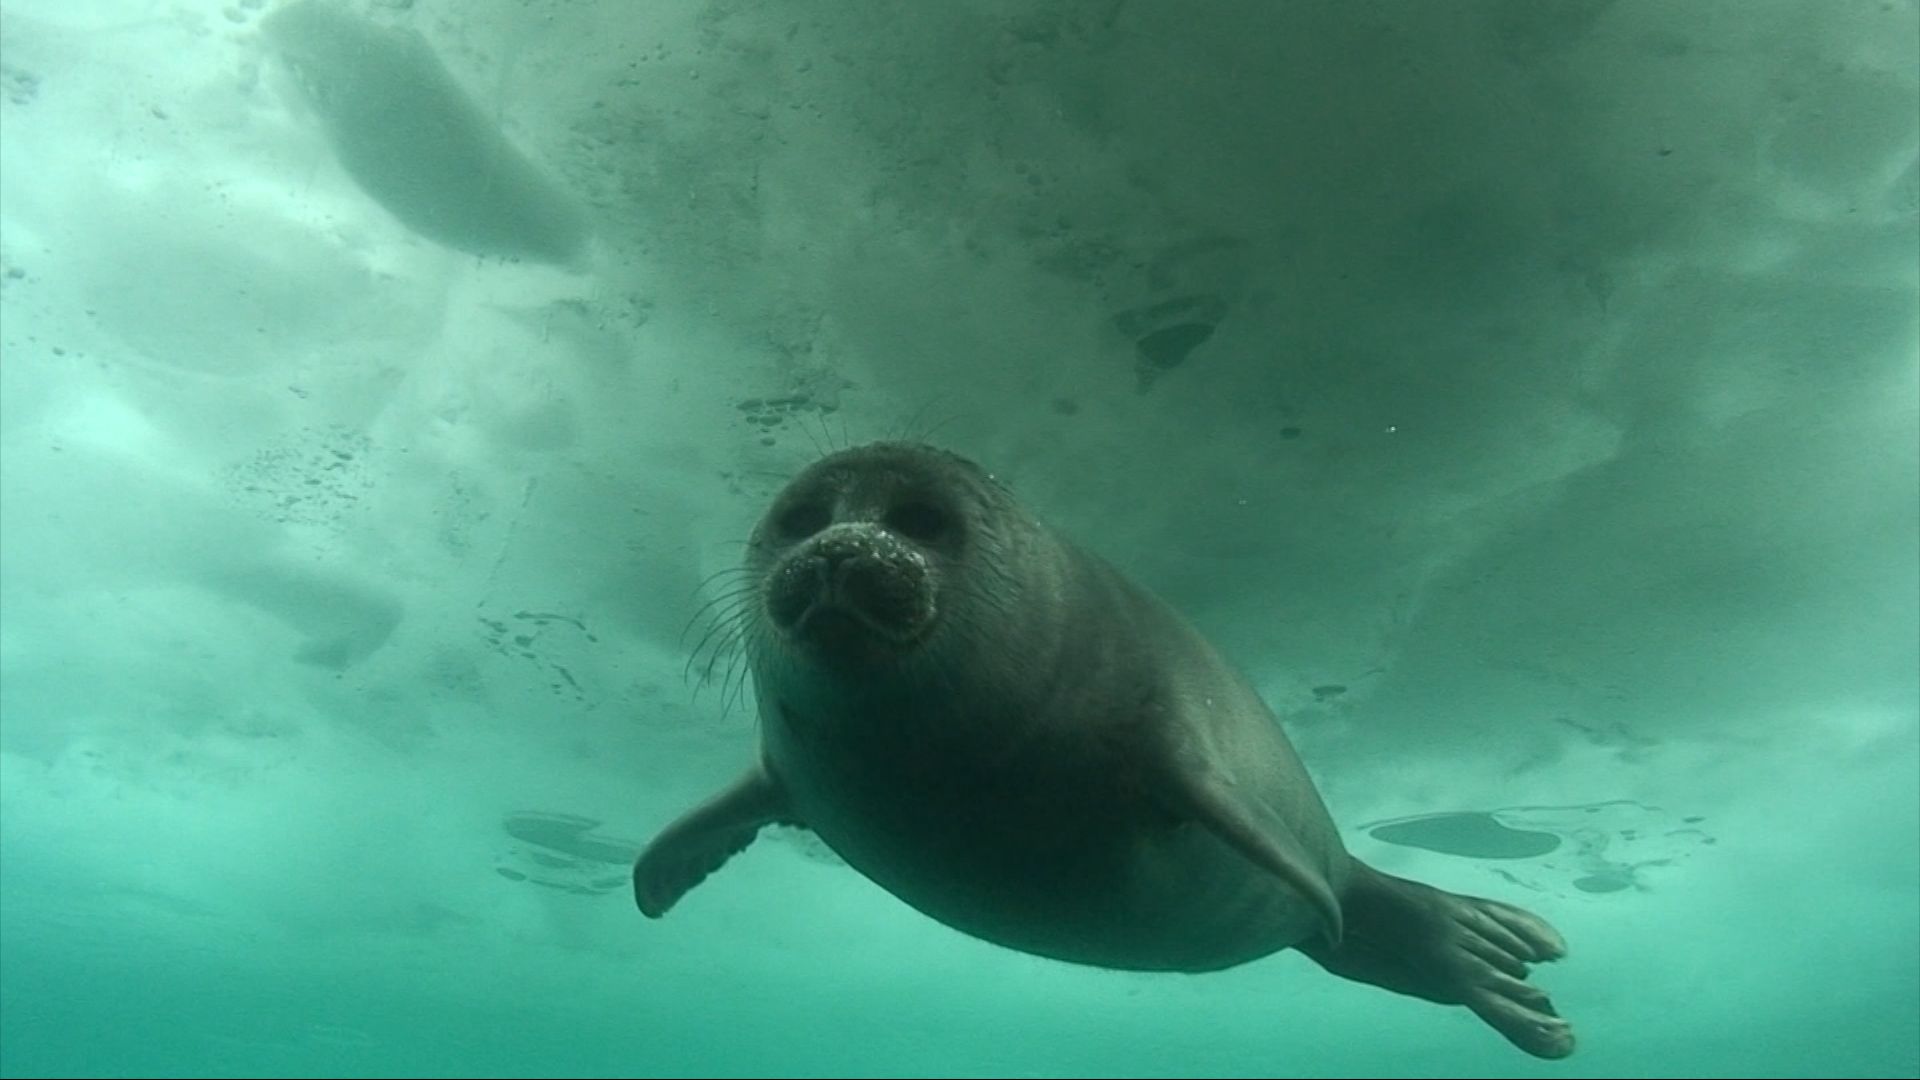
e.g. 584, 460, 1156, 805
635, 441, 1575, 1059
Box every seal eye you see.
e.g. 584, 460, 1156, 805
778, 502, 831, 540
887, 501, 950, 543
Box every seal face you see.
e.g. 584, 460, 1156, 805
634, 440, 1578, 1061
741, 443, 1039, 691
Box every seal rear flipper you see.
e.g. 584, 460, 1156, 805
1176, 767, 1345, 946
633, 764, 793, 918
1298, 860, 1575, 1060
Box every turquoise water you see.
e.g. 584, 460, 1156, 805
2, 1, 1916, 1077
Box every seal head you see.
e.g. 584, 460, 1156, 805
743, 442, 1059, 689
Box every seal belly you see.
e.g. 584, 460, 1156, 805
766, 709, 1322, 972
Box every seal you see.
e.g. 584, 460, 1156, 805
634, 441, 1575, 1059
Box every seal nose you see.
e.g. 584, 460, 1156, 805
815, 526, 902, 606
811, 527, 875, 573
765, 523, 933, 643
766, 525, 886, 631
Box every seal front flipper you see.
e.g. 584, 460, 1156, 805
1298, 860, 1576, 1059
633, 763, 794, 918
1174, 763, 1344, 945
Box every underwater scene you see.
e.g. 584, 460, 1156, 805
1, 1, 1916, 1077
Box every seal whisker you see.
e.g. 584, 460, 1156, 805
690, 600, 755, 690
895, 397, 934, 443
695, 564, 755, 588
894, 394, 961, 446
911, 397, 971, 446
687, 579, 759, 613
681, 591, 761, 673
721, 628, 759, 720
681, 584, 759, 641
805, 410, 834, 457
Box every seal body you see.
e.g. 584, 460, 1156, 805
635, 442, 1575, 1059
763, 532, 1342, 972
